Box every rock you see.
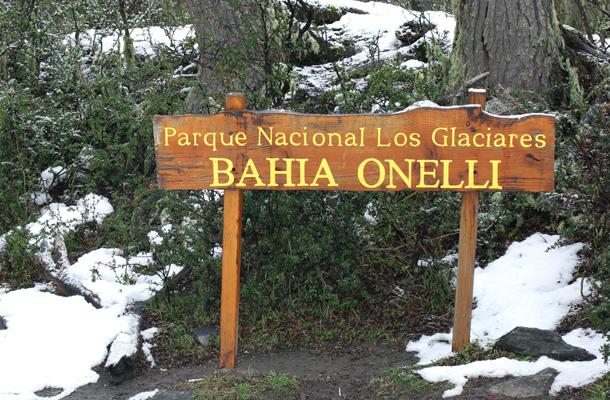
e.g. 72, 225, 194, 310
107, 355, 136, 385
0, 315, 7, 330
494, 327, 596, 361
191, 326, 217, 347
34, 387, 64, 398
216, 367, 264, 378
105, 314, 141, 385
489, 368, 557, 398
395, 20, 433, 46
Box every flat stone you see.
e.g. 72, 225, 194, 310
190, 326, 217, 347
215, 367, 264, 378
494, 327, 596, 361
489, 368, 557, 398
34, 387, 64, 398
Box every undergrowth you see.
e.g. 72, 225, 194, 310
2, 0, 610, 383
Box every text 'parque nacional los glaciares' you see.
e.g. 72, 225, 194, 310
153, 105, 555, 192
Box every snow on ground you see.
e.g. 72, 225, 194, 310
296, 0, 455, 97
66, 26, 195, 57
127, 390, 159, 400
1, 2, 609, 399
407, 234, 610, 397
2, 202, 607, 399
0, 191, 181, 399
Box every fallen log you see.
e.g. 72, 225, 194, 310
35, 235, 102, 309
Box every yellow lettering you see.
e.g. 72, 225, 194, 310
473, 133, 485, 148
432, 127, 448, 147
258, 126, 272, 146
164, 127, 176, 146
220, 132, 234, 147
193, 132, 201, 146
385, 159, 414, 189
345, 132, 357, 146
358, 158, 385, 189
267, 158, 295, 187
310, 159, 338, 187
520, 134, 532, 148
450, 127, 457, 147
313, 132, 326, 146
493, 134, 507, 148
203, 132, 217, 151
440, 160, 464, 189
377, 128, 390, 147
509, 133, 518, 148
290, 131, 301, 146
417, 160, 439, 188
394, 132, 408, 147
210, 158, 234, 187
411, 132, 421, 147
464, 160, 489, 189
535, 134, 546, 148
276, 131, 288, 146
178, 132, 191, 146
235, 132, 247, 146
296, 159, 309, 187
489, 160, 502, 190
457, 133, 470, 147
236, 159, 265, 187
328, 132, 342, 146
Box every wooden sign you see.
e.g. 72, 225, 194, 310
153, 91, 555, 369
154, 106, 554, 193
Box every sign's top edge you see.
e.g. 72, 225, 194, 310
153, 106, 556, 120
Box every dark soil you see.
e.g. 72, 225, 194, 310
61, 341, 589, 400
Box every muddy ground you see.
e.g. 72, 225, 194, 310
58, 341, 589, 400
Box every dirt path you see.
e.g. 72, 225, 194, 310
62, 342, 411, 399
62, 342, 587, 400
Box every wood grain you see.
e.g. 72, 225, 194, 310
452, 90, 485, 352
219, 93, 245, 369
153, 105, 554, 192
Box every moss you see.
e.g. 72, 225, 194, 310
123, 35, 136, 73
0, 55, 7, 81
447, 0, 468, 92
549, 3, 583, 105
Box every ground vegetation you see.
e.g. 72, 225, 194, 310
2, 0, 610, 396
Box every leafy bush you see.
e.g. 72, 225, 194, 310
554, 91, 610, 358
239, 190, 375, 316
0, 228, 41, 288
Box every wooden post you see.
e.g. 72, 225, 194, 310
219, 93, 245, 368
451, 89, 486, 352
153, 88, 555, 360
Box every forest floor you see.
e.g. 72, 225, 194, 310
61, 340, 590, 400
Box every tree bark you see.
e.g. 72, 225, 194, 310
450, 0, 580, 106
184, 0, 269, 112
35, 236, 102, 309
184, 0, 318, 111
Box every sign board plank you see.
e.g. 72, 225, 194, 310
154, 107, 554, 192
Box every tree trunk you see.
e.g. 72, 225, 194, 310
184, 0, 269, 112
450, 0, 580, 106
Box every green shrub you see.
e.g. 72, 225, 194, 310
239, 190, 374, 315
0, 228, 41, 288
552, 65, 610, 358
